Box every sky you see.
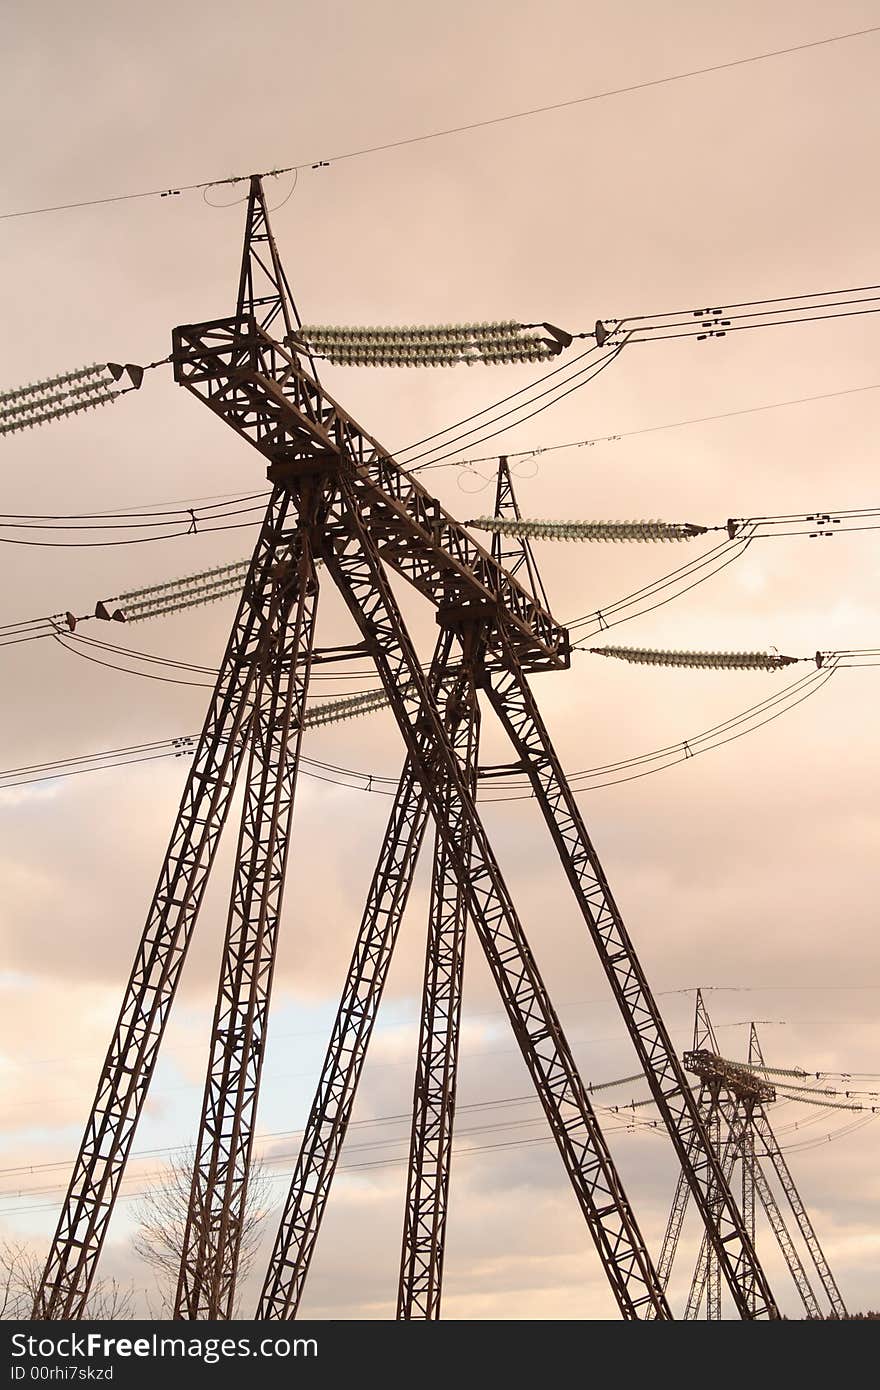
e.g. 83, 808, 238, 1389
1, 0, 879, 1320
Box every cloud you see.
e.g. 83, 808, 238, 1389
2, 0, 878, 1318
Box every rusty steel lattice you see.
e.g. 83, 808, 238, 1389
36, 177, 780, 1322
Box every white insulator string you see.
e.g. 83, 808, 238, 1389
587, 646, 801, 671
466, 517, 710, 542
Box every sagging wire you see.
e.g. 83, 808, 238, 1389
43, 627, 391, 697
0, 499, 267, 550
0, 521, 794, 661
0, 686, 422, 795
566, 530, 758, 639
0, 480, 745, 656
401, 340, 628, 471
4, 25, 880, 221
774, 1112, 878, 1153
7, 653, 871, 801
3, 1100, 873, 1218
0, 1067, 656, 1200
416, 382, 880, 475
0, 736, 399, 796
395, 341, 610, 465
478, 660, 844, 800
560, 505, 880, 643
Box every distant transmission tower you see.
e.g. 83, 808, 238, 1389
35, 178, 778, 1322
656, 991, 847, 1319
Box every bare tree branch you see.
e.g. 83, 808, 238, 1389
131, 1147, 272, 1317
1, 1241, 133, 1320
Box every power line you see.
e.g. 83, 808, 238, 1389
7, 652, 873, 800
470, 507, 880, 546
625, 301, 880, 345
0, 1072, 651, 1183
0, 505, 267, 549
5, 1067, 872, 1201
409, 342, 629, 469
0, 991, 781, 1084
399, 291, 880, 473
426, 382, 880, 473
3, 25, 879, 222
0, 492, 268, 523
0, 497, 873, 660
319, 290, 880, 378
2, 375, 871, 530
481, 664, 842, 801
0, 512, 747, 651
401, 342, 610, 467
4, 1102, 872, 1218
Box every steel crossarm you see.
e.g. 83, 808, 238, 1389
314, 477, 670, 1319
482, 653, 778, 1320
751, 1105, 847, 1317
397, 657, 481, 1320
258, 631, 462, 1320
176, 540, 319, 1318
171, 318, 568, 673
34, 487, 301, 1318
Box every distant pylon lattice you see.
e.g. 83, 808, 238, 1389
655, 991, 847, 1319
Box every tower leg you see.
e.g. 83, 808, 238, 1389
686, 1096, 822, 1319
397, 652, 481, 1320
706, 1102, 722, 1319
748, 1024, 845, 1315
746, 1115, 822, 1317
313, 478, 669, 1320
259, 631, 459, 1320
751, 1105, 847, 1317
176, 539, 319, 1319
654, 1082, 714, 1303
685, 1092, 743, 1318
483, 652, 777, 1319
34, 488, 298, 1319
741, 1121, 757, 1315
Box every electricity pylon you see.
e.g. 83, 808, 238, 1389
35, 178, 777, 1322
656, 991, 846, 1319
744, 1024, 846, 1318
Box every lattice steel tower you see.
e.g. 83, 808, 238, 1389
35, 178, 779, 1321
656, 992, 846, 1319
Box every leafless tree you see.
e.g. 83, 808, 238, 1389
1, 1240, 133, 1320
131, 1148, 272, 1317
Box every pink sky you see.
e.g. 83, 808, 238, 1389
1, 1, 878, 1318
